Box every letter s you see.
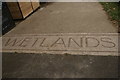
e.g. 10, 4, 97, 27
101, 37, 116, 48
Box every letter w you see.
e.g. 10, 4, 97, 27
5, 38, 22, 46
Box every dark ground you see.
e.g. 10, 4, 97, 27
2, 53, 119, 78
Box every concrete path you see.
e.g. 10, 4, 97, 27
2, 33, 118, 56
5, 2, 117, 35
2, 2, 119, 78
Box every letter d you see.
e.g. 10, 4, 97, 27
86, 37, 100, 47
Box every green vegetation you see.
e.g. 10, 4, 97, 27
101, 2, 120, 22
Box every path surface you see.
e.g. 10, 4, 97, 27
2, 2, 119, 78
2, 33, 118, 56
5, 2, 117, 35
3, 53, 118, 78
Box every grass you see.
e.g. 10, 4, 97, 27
101, 2, 120, 22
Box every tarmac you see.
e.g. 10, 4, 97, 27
2, 2, 119, 78
2, 53, 119, 78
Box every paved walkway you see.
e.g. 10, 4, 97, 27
2, 2, 119, 78
3, 53, 118, 78
5, 2, 117, 35
3, 2, 118, 56
3, 33, 118, 56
